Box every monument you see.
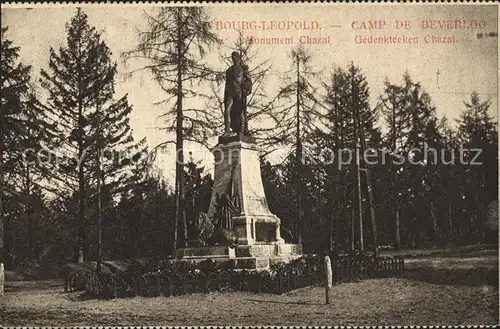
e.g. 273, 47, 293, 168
174, 52, 302, 270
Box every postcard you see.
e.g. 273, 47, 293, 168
1, 1, 498, 327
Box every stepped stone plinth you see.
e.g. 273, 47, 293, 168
173, 244, 303, 270
176, 246, 236, 259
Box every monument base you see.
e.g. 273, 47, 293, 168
173, 243, 303, 270
179, 134, 302, 270
207, 135, 286, 245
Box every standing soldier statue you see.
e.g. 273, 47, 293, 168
223, 51, 253, 135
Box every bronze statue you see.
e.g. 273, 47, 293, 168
189, 163, 240, 247
213, 162, 240, 230
214, 192, 239, 230
193, 212, 215, 245
223, 51, 252, 135
192, 212, 239, 249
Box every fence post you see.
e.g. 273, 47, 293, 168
113, 277, 118, 299
0, 263, 4, 296
133, 277, 138, 296
324, 256, 333, 305
64, 273, 69, 293
276, 272, 282, 294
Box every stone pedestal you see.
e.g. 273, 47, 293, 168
174, 134, 302, 270
207, 135, 284, 245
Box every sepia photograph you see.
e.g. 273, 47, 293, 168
0, 2, 498, 327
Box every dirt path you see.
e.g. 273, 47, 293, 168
2, 249, 498, 326
2, 276, 498, 326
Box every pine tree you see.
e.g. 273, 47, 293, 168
349, 63, 379, 256
379, 73, 437, 248
379, 79, 404, 249
267, 45, 324, 244
437, 116, 459, 242
1, 27, 57, 267
321, 67, 353, 251
457, 92, 497, 147
402, 75, 438, 247
39, 9, 145, 262
0, 27, 32, 267
18, 91, 58, 262
320, 63, 380, 254
124, 7, 220, 251
456, 92, 498, 241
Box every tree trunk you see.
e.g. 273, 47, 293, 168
355, 89, 378, 257
78, 171, 85, 262
395, 205, 401, 249
355, 150, 363, 252
25, 166, 34, 260
411, 217, 417, 248
329, 92, 340, 252
77, 98, 86, 263
363, 169, 377, 254
0, 106, 11, 269
128, 209, 137, 258
365, 167, 377, 256
352, 76, 363, 254
431, 201, 437, 246
391, 92, 401, 251
173, 8, 187, 252
139, 194, 144, 255
326, 174, 334, 251
448, 199, 453, 244
96, 168, 102, 272
328, 181, 336, 251
96, 102, 102, 273
295, 59, 302, 245
351, 187, 355, 253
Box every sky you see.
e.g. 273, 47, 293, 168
2, 3, 498, 185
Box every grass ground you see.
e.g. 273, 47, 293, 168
1, 247, 498, 326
